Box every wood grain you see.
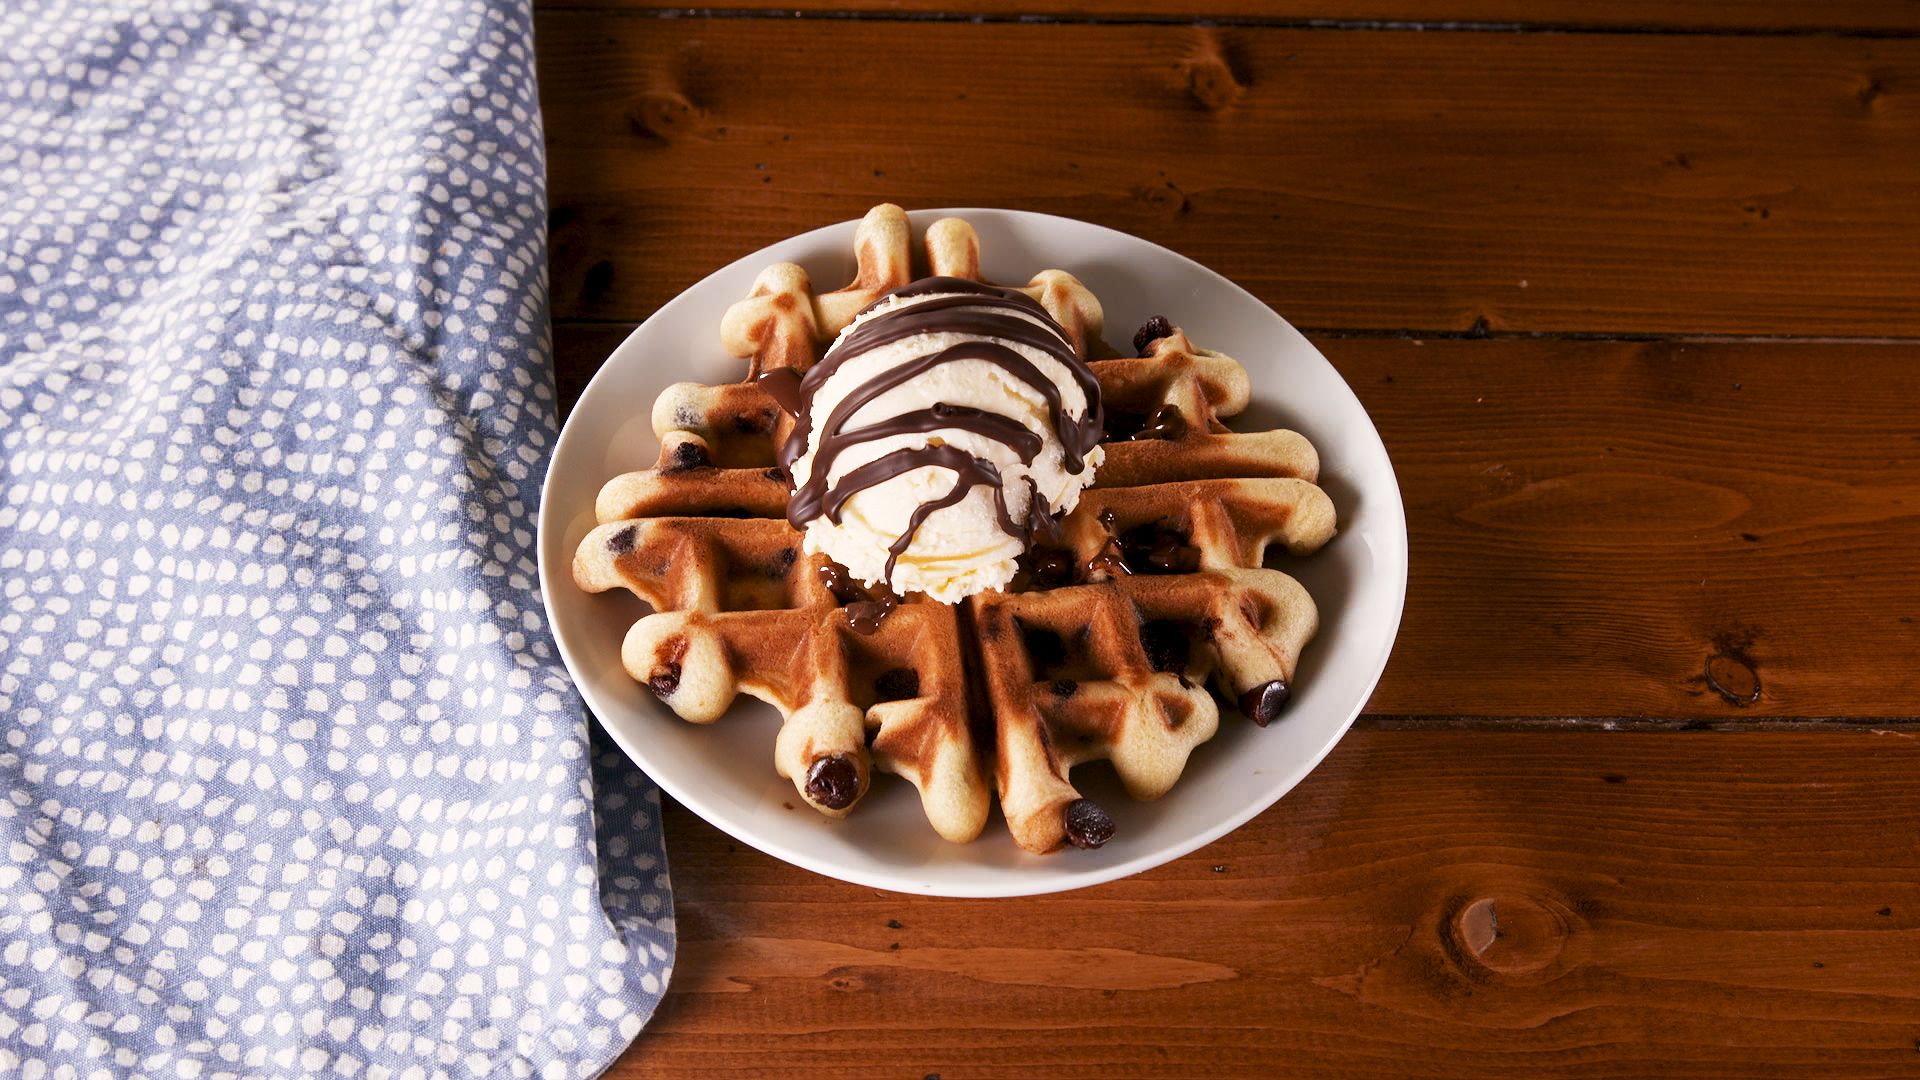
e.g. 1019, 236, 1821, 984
540, 3, 1920, 33
603, 729, 1920, 1078
537, 17, 1920, 335
553, 324, 1920, 718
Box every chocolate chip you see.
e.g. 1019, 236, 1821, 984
733, 410, 774, 435
804, 754, 860, 810
1063, 799, 1114, 849
818, 561, 866, 605
770, 547, 797, 575
1083, 550, 1132, 579
1123, 404, 1187, 442
845, 597, 897, 635
874, 667, 920, 703
1019, 624, 1068, 675
1239, 679, 1291, 726
606, 525, 637, 555
1132, 315, 1174, 356
1120, 523, 1199, 575
1050, 679, 1078, 697
1102, 410, 1148, 442
647, 662, 681, 698
666, 441, 709, 471
1026, 547, 1074, 589
764, 466, 789, 483
1140, 619, 1190, 674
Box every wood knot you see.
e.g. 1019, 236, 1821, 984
1180, 37, 1248, 112
627, 90, 706, 142
581, 259, 615, 304
1706, 653, 1761, 705
1704, 628, 1762, 706
1478, 462, 1521, 496
1448, 895, 1570, 978
1858, 74, 1886, 110
1130, 177, 1191, 217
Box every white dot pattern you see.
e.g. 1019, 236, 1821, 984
0, 1, 674, 1076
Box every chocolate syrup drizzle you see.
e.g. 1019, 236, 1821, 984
764, 277, 1104, 590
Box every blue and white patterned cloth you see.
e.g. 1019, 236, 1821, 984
0, 2, 674, 1076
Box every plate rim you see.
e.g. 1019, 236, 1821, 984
538, 206, 1409, 897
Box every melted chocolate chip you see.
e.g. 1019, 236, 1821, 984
1119, 523, 1201, 575
606, 525, 637, 555
647, 662, 681, 698
1239, 679, 1291, 726
1026, 547, 1074, 589
1084, 507, 1133, 578
647, 636, 689, 698
765, 466, 789, 483
817, 563, 900, 634
1020, 624, 1068, 676
819, 561, 865, 604
666, 441, 710, 472
1063, 798, 1115, 849
1123, 404, 1187, 442
756, 368, 806, 417
1102, 410, 1148, 443
1050, 679, 1078, 698
805, 755, 861, 810
770, 547, 798, 575
874, 667, 921, 703
733, 410, 775, 435
1105, 407, 1144, 441
1132, 315, 1174, 356
845, 597, 897, 636
1140, 620, 1191, 674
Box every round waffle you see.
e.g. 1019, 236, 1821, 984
571, 204, 1337, 854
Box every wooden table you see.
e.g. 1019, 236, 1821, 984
537, 3, 1920, 1074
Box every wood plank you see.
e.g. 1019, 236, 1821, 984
604, 729, 1920, 1078
553, 324, 1920, 718
537, 2, 1920, 34
536, 18, 1920, 335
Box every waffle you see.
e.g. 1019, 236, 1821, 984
572, 516, 987, 841
572, 203, 1337, 854
971, 568, 1319, 853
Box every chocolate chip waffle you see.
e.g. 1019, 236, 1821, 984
572, 516, 988, 841
968, 315, 1336, 852
573, 204, 1106, 843
573, 203, 1337, 854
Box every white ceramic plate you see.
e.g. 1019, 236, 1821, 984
538, 208, 1407, 897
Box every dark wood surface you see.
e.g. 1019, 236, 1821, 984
541, 17, 1920, 336
534, 5, 1920, 1076
641, 731, 1920, 1078
545, 1, 1920, 33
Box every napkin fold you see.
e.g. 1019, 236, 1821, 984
0, 1, 673, 1075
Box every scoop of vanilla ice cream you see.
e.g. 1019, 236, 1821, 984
788, 289, 1103, 602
